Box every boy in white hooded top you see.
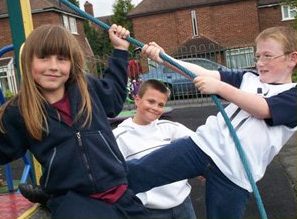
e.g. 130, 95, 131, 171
113, 79, 196, 219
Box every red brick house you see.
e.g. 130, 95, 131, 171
128, 0, 296, 68
0, 0, 93, 57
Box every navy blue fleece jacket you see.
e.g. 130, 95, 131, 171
0, 49, 129, 196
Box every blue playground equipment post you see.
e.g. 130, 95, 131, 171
0, 45, 35, 192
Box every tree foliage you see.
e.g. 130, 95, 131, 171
83, 20, 112, 74
83, 0, 135, 63
282, 0, 297, 81
111, 0, 134, 35
68, 0, 79, 7
111, 0, 135, 56
293, 71, 297, 82
83, 22, 112, 58
282, 0, 297, 7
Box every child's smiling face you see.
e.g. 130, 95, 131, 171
255, 38, 294, 84
133, 88, 168, 125
31, 54, 71, 103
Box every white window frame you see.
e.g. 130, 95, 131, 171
225, 47, 254, 68
191, 10, 198, 37
0, 57, 18, 95
62, 15, 69, 30
69, 17, 78, 34
62, 15, 78, 34
281, 5, 297, 21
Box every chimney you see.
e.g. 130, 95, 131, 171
84, 1, 94, 16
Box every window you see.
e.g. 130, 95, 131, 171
62, 15, 69, 30
0, 57, 18, 95
191, 10, 198, 37
62, 15, 78, 34
225, 47, 254, 68
69, 17, 78, 33
281, 5, 297, 20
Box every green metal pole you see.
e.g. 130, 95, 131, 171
6, 0, 26, 85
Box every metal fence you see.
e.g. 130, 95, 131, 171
115, 43, 255, 110
0, 43, 256, 109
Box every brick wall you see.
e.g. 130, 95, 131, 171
0, 20, 14, 58
258, 5, 295, 30
197, 0, 259, 48
131, 0, 261, 54
132, 13, 184, 54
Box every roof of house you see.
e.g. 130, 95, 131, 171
0, 0, 79, 16
128, 0, 281, 17
258, 0, 280, 6
97, 15, 112, 25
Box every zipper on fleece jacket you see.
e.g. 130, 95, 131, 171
44, 147, 56, 188
76, 132, 96, 190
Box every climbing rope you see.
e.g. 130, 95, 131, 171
59, 1, 267, 218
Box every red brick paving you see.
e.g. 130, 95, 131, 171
0, 193, 34, 219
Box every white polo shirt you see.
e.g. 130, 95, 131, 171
190, 69, 297, 192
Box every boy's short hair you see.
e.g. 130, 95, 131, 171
256, 26, 297, 55
138, 79, 171, 98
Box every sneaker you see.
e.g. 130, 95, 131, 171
19, 183, 50, 205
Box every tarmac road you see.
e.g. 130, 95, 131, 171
164, 105, 297, 219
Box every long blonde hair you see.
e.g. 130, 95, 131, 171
0, 24, 92, 140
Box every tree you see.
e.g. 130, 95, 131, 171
83, 22, 112, 57
111, 0, 135, 56
283, 0, 297, 7
83, 0, 136, 73
68, 0, 79, 6
111, 0, 134, 56
84, 21, 112, 75
111, 0, 134, 34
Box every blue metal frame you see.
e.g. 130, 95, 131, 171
0, 44, 14, 57
0, 44, 34, 192
4, 153, 34, 192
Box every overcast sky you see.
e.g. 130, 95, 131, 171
78, 0, 142, 17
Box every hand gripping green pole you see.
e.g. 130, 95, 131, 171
59, 1, 267, 218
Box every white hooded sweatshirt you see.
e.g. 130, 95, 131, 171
113, 118, 195, 209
